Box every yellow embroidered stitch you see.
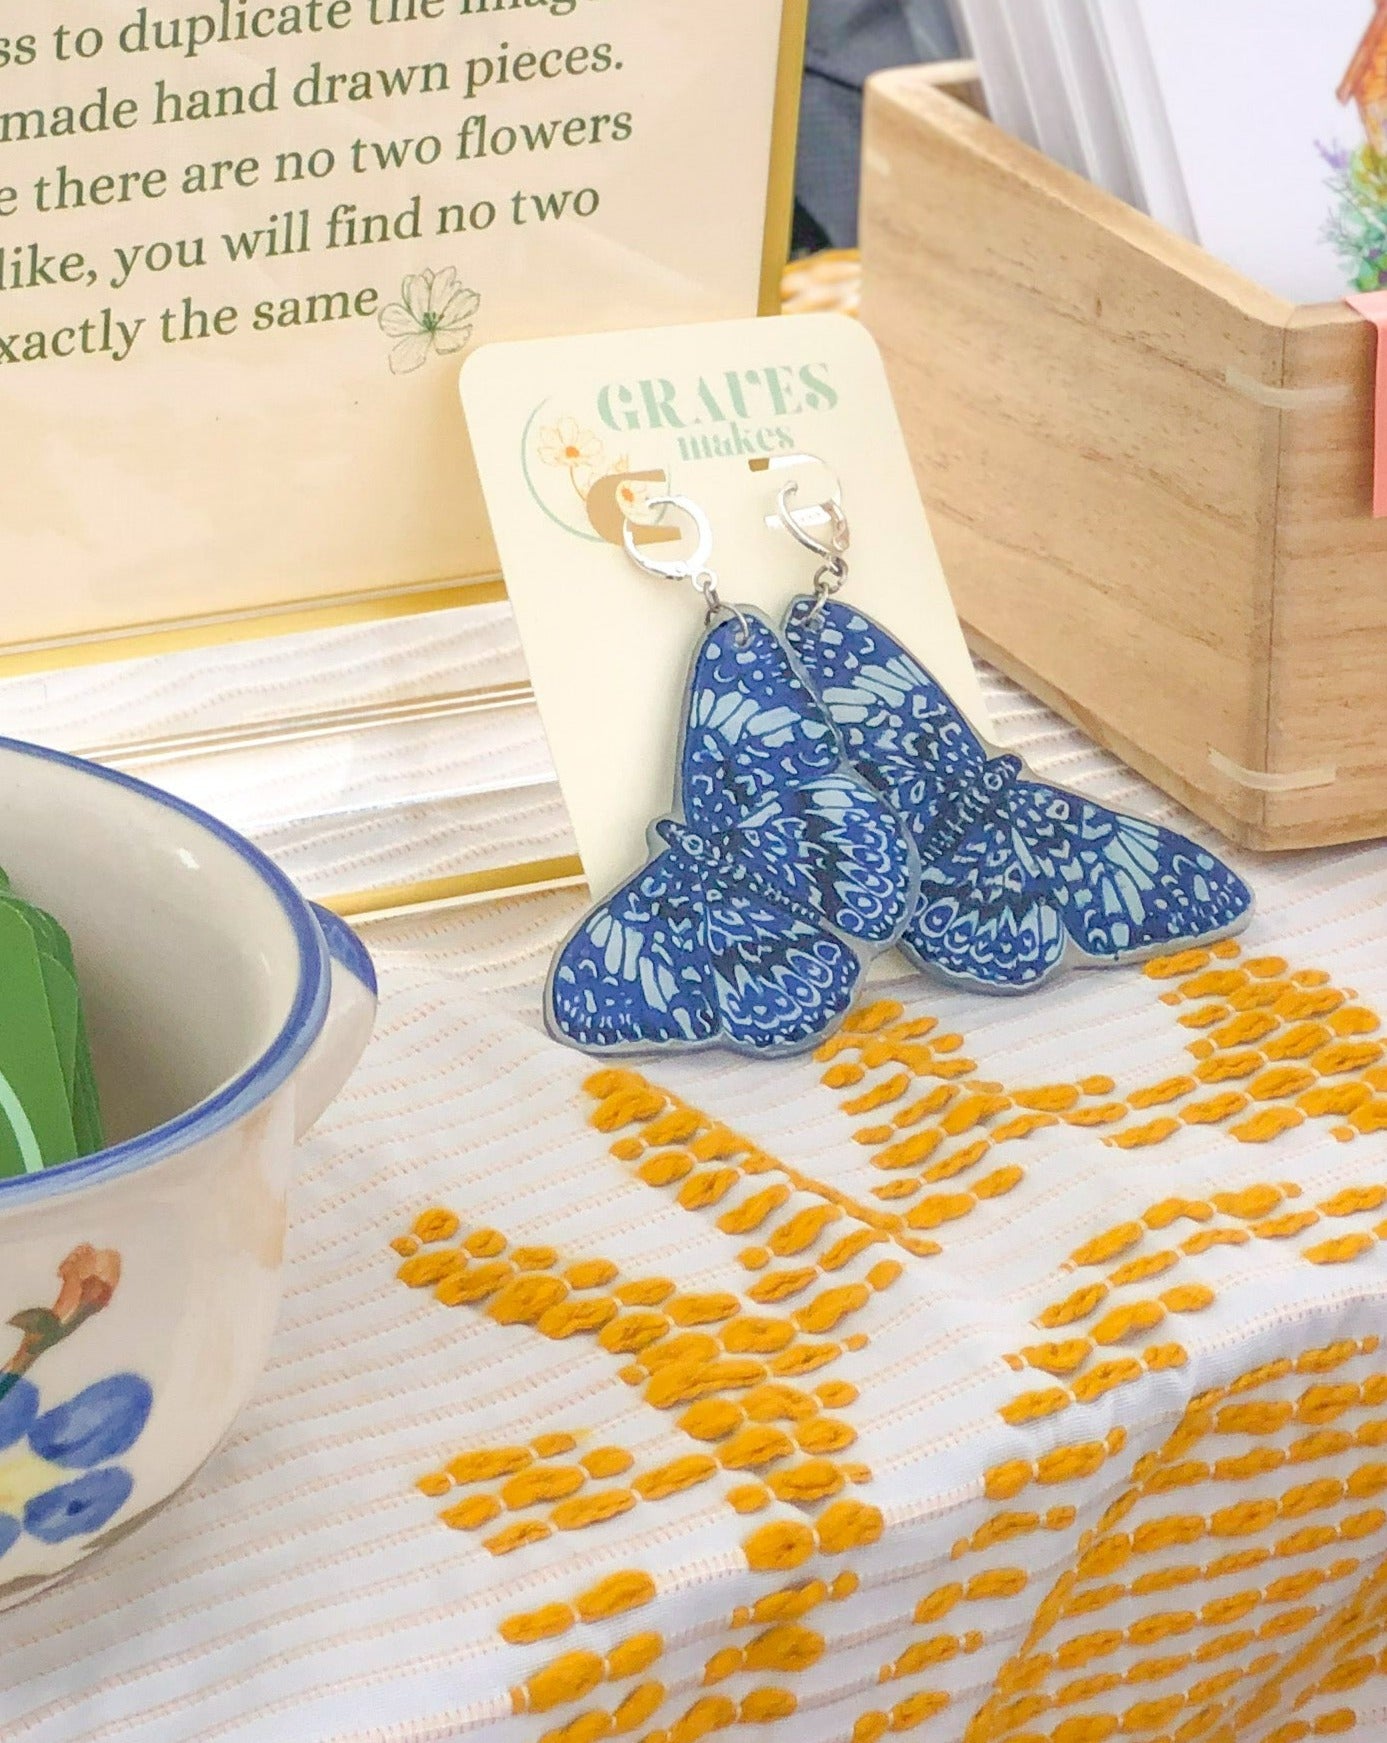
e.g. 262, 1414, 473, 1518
412, 1208, 460, 1244
576, 1572, 657, 1622
398, 960, 1387, 1743
440, 1495, 500, 1531
552, 1491, 637, 1531
501, 1605, 575, 1645
485, 1520, 551, 1557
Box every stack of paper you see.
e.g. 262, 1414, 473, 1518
953, 0, 1387, 303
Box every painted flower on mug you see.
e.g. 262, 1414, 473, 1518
378, 268, 481, 374
53, 1245, 121, 1323
0, 1244, 151, 1560
5, 1244, 122, 1382
0, 1374, 153, 1556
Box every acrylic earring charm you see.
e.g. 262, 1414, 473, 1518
545, 496, 921, 1057
775, 471, 1255, 994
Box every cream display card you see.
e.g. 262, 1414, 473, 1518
460, 313, 990, 901
0, 0, 798, 650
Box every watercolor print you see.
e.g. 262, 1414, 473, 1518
1325, 1, 1387, 289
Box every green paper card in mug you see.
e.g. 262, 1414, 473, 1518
0, 903, 78, 1178
0, 0, 806, 665
0, 892, 74, 1053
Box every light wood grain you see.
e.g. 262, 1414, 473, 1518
1265, 306, 1386, 842
859, 70, 1387, 850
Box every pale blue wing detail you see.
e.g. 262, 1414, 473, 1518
901, 782, 1253, 991
734, 774, 918, 945
547, 609, 924, 1055
902, 813, 1068, 989
786, 598, 1252, 993
703, 894, 863, 1053
783, 598, 988, 833
680, 615, 840, 838
546, 849, 719, 1051
1007, 781, 1255, 960
545, 851, 868, 1058
679, 615, 917, 944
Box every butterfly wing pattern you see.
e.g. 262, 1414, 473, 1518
784, 599, 1254, 994
546, 612, 920, 1056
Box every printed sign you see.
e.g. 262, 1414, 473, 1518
0, 0, 800, 650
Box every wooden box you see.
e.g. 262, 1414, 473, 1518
859, 69, 1387, 852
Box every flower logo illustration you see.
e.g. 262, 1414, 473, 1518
537, 417, 605, 490
611, 468, 659, 520
378, 268, 481, 375
0, 1243, 152, 1564
521, 399, 675, 543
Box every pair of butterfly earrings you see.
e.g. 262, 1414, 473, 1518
547, 469, 1254, 1059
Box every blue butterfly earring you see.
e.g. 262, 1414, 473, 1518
773, 475, 1255, 995
546, 496, 922, 1057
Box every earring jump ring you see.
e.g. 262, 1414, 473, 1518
777, 479, 851, 566
623, 495, 751, 643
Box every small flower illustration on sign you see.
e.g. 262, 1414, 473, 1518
536, 417, 609, 503
611, 465, 657, 520
378, 268, 480, 374
538, 417, 604, 479
520, 397, 677, 542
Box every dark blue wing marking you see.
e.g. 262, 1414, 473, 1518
546, 852, 866, 1057
680, 615, 840, 838
784, 597, 988, 835
683, 616, 918, 945
734, 774, 917, 945
546, 848, 719, 1051
1007, 782, 1254, 960
547, 610, 923, 1055
783, 599, 1253, 993
703, 894, 862, 1053
900, 781, 1252, 992
902, 812, 1067, 989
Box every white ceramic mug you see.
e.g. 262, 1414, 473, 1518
0, 737, 376, 1607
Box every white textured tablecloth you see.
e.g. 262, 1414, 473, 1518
3, 614, 1387, 1743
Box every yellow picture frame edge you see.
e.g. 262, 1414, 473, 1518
761, 0, 810, 317
326, 856, 588, 923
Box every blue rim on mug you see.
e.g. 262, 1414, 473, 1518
0, 735, 340, 1207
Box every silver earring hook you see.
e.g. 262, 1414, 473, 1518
622, 494, 714, 583
623, 495, 751, 643
776, 478, 851, 619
